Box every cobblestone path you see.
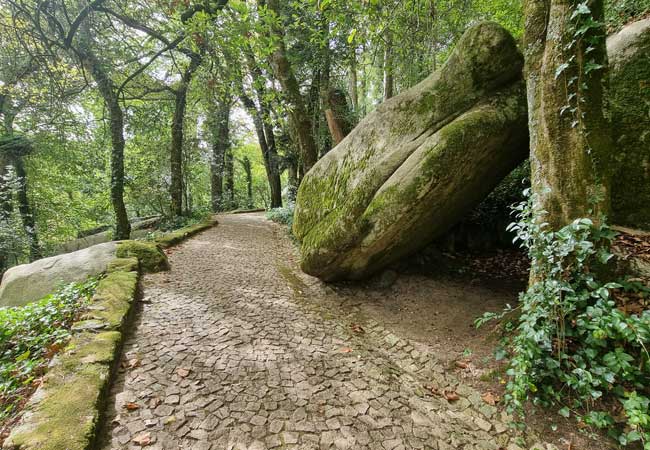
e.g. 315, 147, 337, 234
101, 213, 538, 450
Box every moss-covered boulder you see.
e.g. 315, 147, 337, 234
293, 22, 528, 280
116, 241, 169, 273
608, 18, 650, 230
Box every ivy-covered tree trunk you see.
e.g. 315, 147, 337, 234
209, 97, 230, 213
171, 57, 201, 218
524, 0, 611, 229
262, 0, 319, 173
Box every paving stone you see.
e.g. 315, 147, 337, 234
98, 214, 551, 450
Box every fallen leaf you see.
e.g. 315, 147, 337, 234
128, 358, 141, 369
455, 360, 469, 370
132, 432, 151, 446
443, 390, 460, 402
124, 402, 140, 411
350, 324, 365, 334
425, 385, 441, 396
149, 397, 161, 408
339, 347, 353, 353
481, 392, 500, 406
176, 368, 190, 377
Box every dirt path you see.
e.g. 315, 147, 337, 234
101, 213, 548, 450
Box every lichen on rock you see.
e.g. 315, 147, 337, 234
293, 22, 528, 281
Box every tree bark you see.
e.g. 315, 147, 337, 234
383, 30, 395, 101
262, 0, 319, 173
13, 156, 40, 260
171, 56, 201, 217
241, 156, 253, 208
242, 48, 283, 207
208, 96, 230, 212
79, 47, 131, 239
524, 0, 611, 229
224, 147, 235, 209
324, 89, 353, 146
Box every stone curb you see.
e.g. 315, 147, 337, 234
3, 259, 140, 450
2, 218, 221, 450
154, 216, 219, 249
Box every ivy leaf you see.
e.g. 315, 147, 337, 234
559, 406, 571, 417
347, 28, 357, 44
555, 63, 570, 80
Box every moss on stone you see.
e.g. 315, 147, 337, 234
154, 217, 218, 248
4, 362, 109, 450
91, 270, 138, 330
116, 241, 169, 273
107, 257, 139, 273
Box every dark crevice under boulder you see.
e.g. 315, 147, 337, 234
293, 22, 529, 281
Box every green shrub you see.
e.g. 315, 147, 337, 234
0, 278, 98, 422
266, 202, 295, 229
477, 190, 650, 447
606, 0, 650, 31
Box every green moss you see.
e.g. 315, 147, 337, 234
61, 331, 121, 369
155, 217, 218, 248
116, 241, 169, 273
5, 362, 109, 450
107, 257, 139, 273
91, 270, 138, 330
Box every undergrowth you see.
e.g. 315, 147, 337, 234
266, 202, 295, 230
0, 278, 98, 423
477, 190, 650, 447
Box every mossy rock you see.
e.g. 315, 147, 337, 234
293, 22, 528, 281
116, 241, 169, 273
607, 18, 650, 230
155, 217, 218, 248
90, 270, 138, 330
107, 257, 139, 273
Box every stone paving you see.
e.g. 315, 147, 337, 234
100, 213, 543, 450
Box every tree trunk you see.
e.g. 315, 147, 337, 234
13, 156, 40, 260
263, 0, 319, 173
171, 57, 201, 217
324, 89, 353, 145
383, 31, 395, 101
209, 97, 230, 212
524, 0, 611, 229
242, 48, 283, 207
224, 147, 235, 209
78, 39, 130, 239
241, 156, 253, 208
349, 48, 359, 112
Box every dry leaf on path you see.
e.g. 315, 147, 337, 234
455, 360, 470, 369
481, 391, 500, 405
176, 368, 190, 377
350, 324, 365, 334
124, 402, 140, 411
340, 347, 353, 353
132, 432, 151, 446
443, 390, 460, 402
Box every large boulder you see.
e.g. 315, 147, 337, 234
608, 18, 650, 230
0, 242, 118, 307
293, 22, 528, 281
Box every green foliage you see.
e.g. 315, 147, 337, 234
0, 278, 98, 422
478, 190, 650, 446
267, 202, 295, 229
606, 0, 650, 31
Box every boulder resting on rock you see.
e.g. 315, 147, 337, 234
293, 22, 528, 281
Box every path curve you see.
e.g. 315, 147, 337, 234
101, 213, 527, 450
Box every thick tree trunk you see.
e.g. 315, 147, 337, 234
524, 0, 611, 229
171, 57, 201, 217
78, 40, 130, 239
13, 156, 40, 260
209, 98, 230, 212
263, 0, 319, 173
